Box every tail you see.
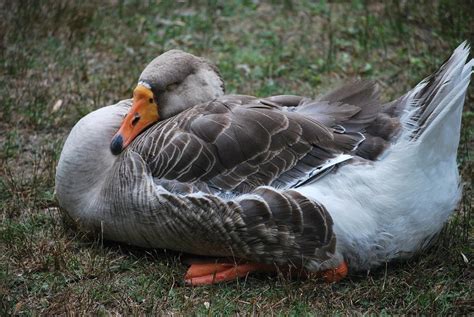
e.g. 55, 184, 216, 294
398, 42, 472, 152
294, 42, 472, 271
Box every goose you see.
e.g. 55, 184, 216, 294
56, 43, 473, 286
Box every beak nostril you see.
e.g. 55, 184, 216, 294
131, 113, 140, 126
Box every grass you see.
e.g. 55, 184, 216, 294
1, 0, 473, 315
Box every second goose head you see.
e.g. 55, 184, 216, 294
110, 50, 225, 155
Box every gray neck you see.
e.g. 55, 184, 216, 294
55, 101, 131, 226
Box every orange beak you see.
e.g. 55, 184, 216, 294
110, 84, 159, 155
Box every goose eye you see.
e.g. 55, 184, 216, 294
131, 113, 140, 126
149, 98, 153, 103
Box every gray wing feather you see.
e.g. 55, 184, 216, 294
107, 83, 401, 269
130, 95, 367, 192
104, 151, 336, 269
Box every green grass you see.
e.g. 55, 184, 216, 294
1, 0, 473, 315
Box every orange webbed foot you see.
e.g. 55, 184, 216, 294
184, 262, 274, 286
183, 260, 348, 286
320, 261, 348, 283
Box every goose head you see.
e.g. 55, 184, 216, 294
110, 50, 225, 154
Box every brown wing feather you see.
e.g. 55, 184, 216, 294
113, 84, 403, 268
131, 96, 338, 192
131, 84, 398, 193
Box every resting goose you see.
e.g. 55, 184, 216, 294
56, 43, 472, 285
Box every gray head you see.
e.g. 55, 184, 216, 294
139, 50, 225, 118
110, 50, 225, 155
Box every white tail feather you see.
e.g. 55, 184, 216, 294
401, 42, 471, 141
